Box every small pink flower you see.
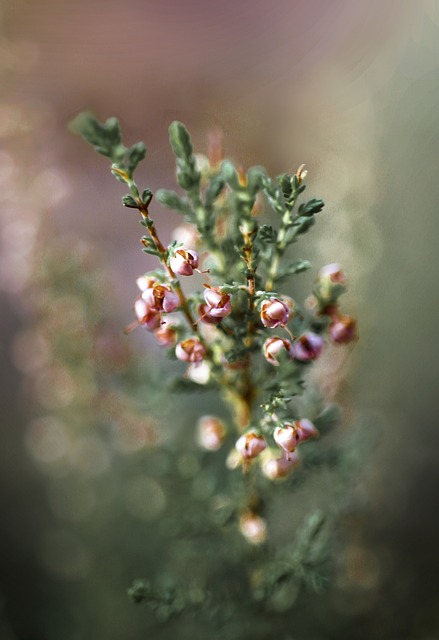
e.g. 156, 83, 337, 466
196, 416, 226, 451
142, 283, 179, 313
262, 452, 300, 480
329, 315, 357, 344
260, 298, 291, 328
319, 263, 346, 285
294, 418, 319, 443
263, 336, 293, 366
274, 424, 300, 458
175, 337, 206, 363
292, 331, 324, 361
236, 431, 266, 460
134, 298, 162, 331
169, 248, 199, 276
203, 287, 232, 319
136, 274, 158, 292
154, 320, 178, 347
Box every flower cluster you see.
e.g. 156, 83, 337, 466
74, 112, 357, 541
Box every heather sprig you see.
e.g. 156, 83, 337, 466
72, 112, 357, 540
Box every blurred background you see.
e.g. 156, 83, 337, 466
1, 0, 439, 638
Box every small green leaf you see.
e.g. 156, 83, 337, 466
126, 142, 147, 176
121, 194, 138, 208
258, 224, 277, 243
169, 121, 193, 159
298, 198, 325, 217
156, 189, 188, 212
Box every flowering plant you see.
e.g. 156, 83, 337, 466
72, 112, 357, 547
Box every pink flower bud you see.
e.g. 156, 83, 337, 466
134, 298, 162, 331
262, 452, 300, 480
199, 304, 222, 325
329, 315, 357, 344
236, 431, 266, 460
293, 418, 319, 442
175, 337, 206, 363
196, 416, 226, 451
169, 248, 199, 276
292, 331, 324, 362
274, 424, 300, 458
154, 320, 178, 347
239, 512, 267, 545
319, 263, 346, 284
263, 336, 293, 366
142, 283, 179, 313
203, 287, 232, 319
260, 298, 292, 328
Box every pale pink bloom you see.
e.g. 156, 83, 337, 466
142, 283, 179, 313
175, 337, 206, 363
187, 361, 211, 384
292, 331, 324, 361
239, 512, 267, 545
274, 424, 300, 458
199, 304, 222, 325
263, 336, 293, 366
235, 431, 266, 460
329, 315, 357, 344
294, 418, 319, 442
196, 416, 226, 451
169, 248, 199, 276
262, 452, 300, 480
260, 298, 291, 328
318, 263, 346, 284
134, 298, 162, 331
203, 287, 232, 319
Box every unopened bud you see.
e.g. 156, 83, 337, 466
169, 248, 199, 276
197, 416, 226, 451
319, 263, 346, 285
292, 331, 324, 362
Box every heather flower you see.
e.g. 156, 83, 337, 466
133, 298, 162, 331
319, 263, 346, 285
260, 297, 292, 328
136, 274, 158, 292
187, 360, 211, 384
273, 424, 300, 458
329, 314, 357, 344
196, 416, 226, 451
169, 247, 199, 276
142, 283, 179, 313
154, 319, 178, 347
203, 287, 232, 319
262, 452, 300, 480
236, 431, 266, 460
294, 418, 319, 442
292, 331, 324, 362
175, 337, 206, 363
263, 336, 293, 366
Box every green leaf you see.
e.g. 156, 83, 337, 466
204, 174, 226, 209
298, 198, 325, 217
156, 189, 188, 212
70, 112, 125, 162
281, 260, 312, 276
258, 224, 277, 243
121, 194, 138, 209
220, 160, 241, 190
169, 121, 193, 159
126, 142, 147, 177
